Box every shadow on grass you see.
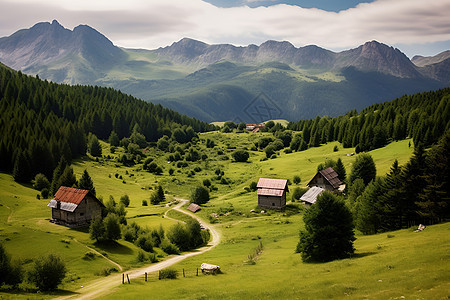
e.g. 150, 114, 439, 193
0, 287, 78, 297
94, 240, 133, 255
351, 251, 376, 259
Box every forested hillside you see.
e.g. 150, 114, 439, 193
287, 88, 450, 151
0, 64, 215, 181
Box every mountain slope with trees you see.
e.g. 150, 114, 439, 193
0, 63, 215, 183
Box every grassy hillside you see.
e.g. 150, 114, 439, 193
0, 132, 421, 298
102, 221, 450, 299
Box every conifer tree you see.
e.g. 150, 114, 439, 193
296, 192, 355, 262
77, 169, 96, 196
50, 157, 67, 195
13, 150, 32, 183
335, 158, 346, 182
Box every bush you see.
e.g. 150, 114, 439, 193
292, 187, 308, 201
120, 194, 130, 207
33, 173, 50, 191
0, 243, 23, 287
160, 239, 180, 254
136, 235, 153, 252
293, 175, 301, 185
142, 200, 148, 206
191, 186, 210, 205
41, 188, 50, 199
159, 268, 177, 279
249, 181, 258, 192
232, 150, 249, 162
203, 179, 211, 187
28, 254, 66, 291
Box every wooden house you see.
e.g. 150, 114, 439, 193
47, 186, 104, 228
307, 167, 343, 191
301, 167, 344, 206
257, 178, 289, 209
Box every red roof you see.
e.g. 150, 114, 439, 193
257, 178, 288, 190
54, 186, 89, 205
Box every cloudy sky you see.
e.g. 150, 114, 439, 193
1, 0, 449, 57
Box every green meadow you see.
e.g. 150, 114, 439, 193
2, 131, 448, 299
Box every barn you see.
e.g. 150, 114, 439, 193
257, 178, 289, 210
47, 186, 104, 228
307, 167, 343, 191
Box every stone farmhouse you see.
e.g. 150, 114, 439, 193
257, 178, 289, 209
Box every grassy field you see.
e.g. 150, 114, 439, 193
2, 132, 444, 299
101, 222, 450, 299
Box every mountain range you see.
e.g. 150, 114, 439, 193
0, 20, 448, 122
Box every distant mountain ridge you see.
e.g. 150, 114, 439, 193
0, 20, 448, 122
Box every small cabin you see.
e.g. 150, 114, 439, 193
187, 203, 201, 213
301, 167, 345, 206
257, 178, 289, 210
307, 167, 343, 191
47, 186, 104, 228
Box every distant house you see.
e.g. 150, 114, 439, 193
47, 186, 104, 228
246, 123, 265, 132
187, 203, 201, 213
307, 167, 343, 191
257, 178, 289, 209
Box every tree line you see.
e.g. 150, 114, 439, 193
287, 88, 450, 152
0, 65, 216, 183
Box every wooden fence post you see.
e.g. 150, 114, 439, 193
122, 273, 124, 284
159, 270, 161, 280
183, 269, 185, 278
127, 274, 130, 284
197, 268, 198, 276
145, 272, 147, 282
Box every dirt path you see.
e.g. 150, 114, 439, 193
55, 199, 220, 300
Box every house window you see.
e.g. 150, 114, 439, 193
272, 203, 275, 206
80, 213, 84, 216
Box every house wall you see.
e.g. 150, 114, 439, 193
258, 193, 286, 209
52, 196, 102, 227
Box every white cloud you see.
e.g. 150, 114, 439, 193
0, 0, 449, 52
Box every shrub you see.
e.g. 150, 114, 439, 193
333, 145, 339, 152
249, 181, 258, 192
120, 194, 130, 207
292, 187, 308, 201
293, 175, 301, 185
136, 236, 153, 252
160, 239, 180, 254
191, 186, 210, 205
28, 254, 66, 291
203, 179, 211, 187
0, 243, 23, 287
41, 188, 49, 199
142, 200, 148, 206
159, 268, 177, 279
232, 150, 249, 162
33, 173, 50, 191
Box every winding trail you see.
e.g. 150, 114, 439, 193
55, 199, 220, 300
72, 239, 123, 272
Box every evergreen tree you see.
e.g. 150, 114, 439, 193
50, 157, 67, 195
335, 158, 346, 182
13, 150, 32, 183
103, 214, 121, 241
77, 169, 96, 196
417, 130, 450, 223
88, 133, 102, 157
108, 131, 119, 147
296, 192, 355, 262
58, 166, 77, 189
191, 186, 210, 205
354, 178, 385, 235
349, 153, 376, 185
